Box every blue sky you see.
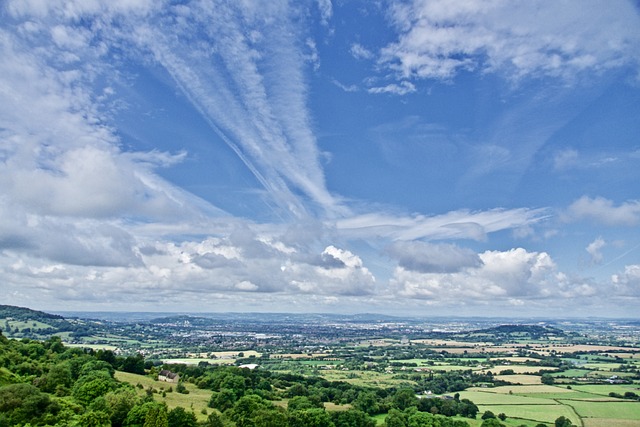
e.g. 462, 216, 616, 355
1, 0, 640, 317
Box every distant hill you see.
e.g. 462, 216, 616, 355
0, 305, 83, 339
0, 305, 65, 322
465, 324, 565, 340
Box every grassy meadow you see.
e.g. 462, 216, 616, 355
115, 371, 213, 422
460, 383, 640, 427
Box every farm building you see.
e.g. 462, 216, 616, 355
158, 369, 180, 383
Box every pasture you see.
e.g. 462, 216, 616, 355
462, 382, 640, 427
115, 371, 212, 422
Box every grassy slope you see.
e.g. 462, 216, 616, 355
114, 371, 213, 422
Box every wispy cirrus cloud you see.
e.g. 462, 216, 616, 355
5, 0, 343, 222
336, 207, 549, 241
127, 2, 342, 219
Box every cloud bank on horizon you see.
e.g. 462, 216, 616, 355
1, 0, 639, 316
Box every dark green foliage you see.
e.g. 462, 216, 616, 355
352, 391, 380, 415
481, 419, 505, 427
120, 354, 146, 375
227, 394, 275, 427
205, 412, 225, 427
288, 407, 334, 427
288, 395, 324, 411
143, 404, 168, 427
105, 388, 138, 427
392, 388, 419, 410
554, 416, 574, 427
77, 409, 112, 427
384, 408, 408, 427
72, 369, 118, 405
252, 408, 288, 427
481, 410, 496, 420
0, 383, 59, 426
167, 407, 197, 427
330, 409, 376, 427
541, 374, 555, 385
209, 388, 238, 411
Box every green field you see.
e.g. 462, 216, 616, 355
459, 390, 558, 405
477, 404, 579, 425
560, 400, 640, 420
462, 382, 640, 426
115, 371, 213, 422
570, 384, 640, 397
550, 369, 593, 377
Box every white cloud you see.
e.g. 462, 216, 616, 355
336, 207, 548, 241
331, 79, 359, 92
566, 196, 640, 226
350, 43, 373, 60
316, 0, 333, 26
368, 81, 416, 95
4, 0, 345, 221
586, 237, 606, 265
391, 248, 596, 303
380, 0, 640, 82
128, 1, 344, 218
612, 264, 640, 296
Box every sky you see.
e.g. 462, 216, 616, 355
1, 0, 640, 317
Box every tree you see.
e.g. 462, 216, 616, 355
555, 416, 574, 427
121, 354, 146, 375
105, 388, 139, 427
167, 407, 197, 427
228, 394, 273, 427
144, 405, 168, 427
205, 412, 225, 427
124, 401, 164, 426
76, 410, 111, 427
407, 411, 436, 427
481, 410, 496, 420
288, 408, 334, 427
392, 388, 418, 411
480, 419, 505, 427
0, 383, 55, 426
331, 409, 376, 427
353, 391, 380, 415
288, 396, 323, 411
209, 388, 237, 412
253, 408, 288, 427
384, 408, 408, 427
541, 374, 554, 385
72, 373, 117, 406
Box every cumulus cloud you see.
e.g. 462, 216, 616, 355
586, 237, 606, 265
612, 264, 640, 296
391, 248, 596, 304
566, 196, 640, 226
379, 0, 640, 82
387, 241, 482, 273
284, 245, 376, 296
391, 248, 597, 303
